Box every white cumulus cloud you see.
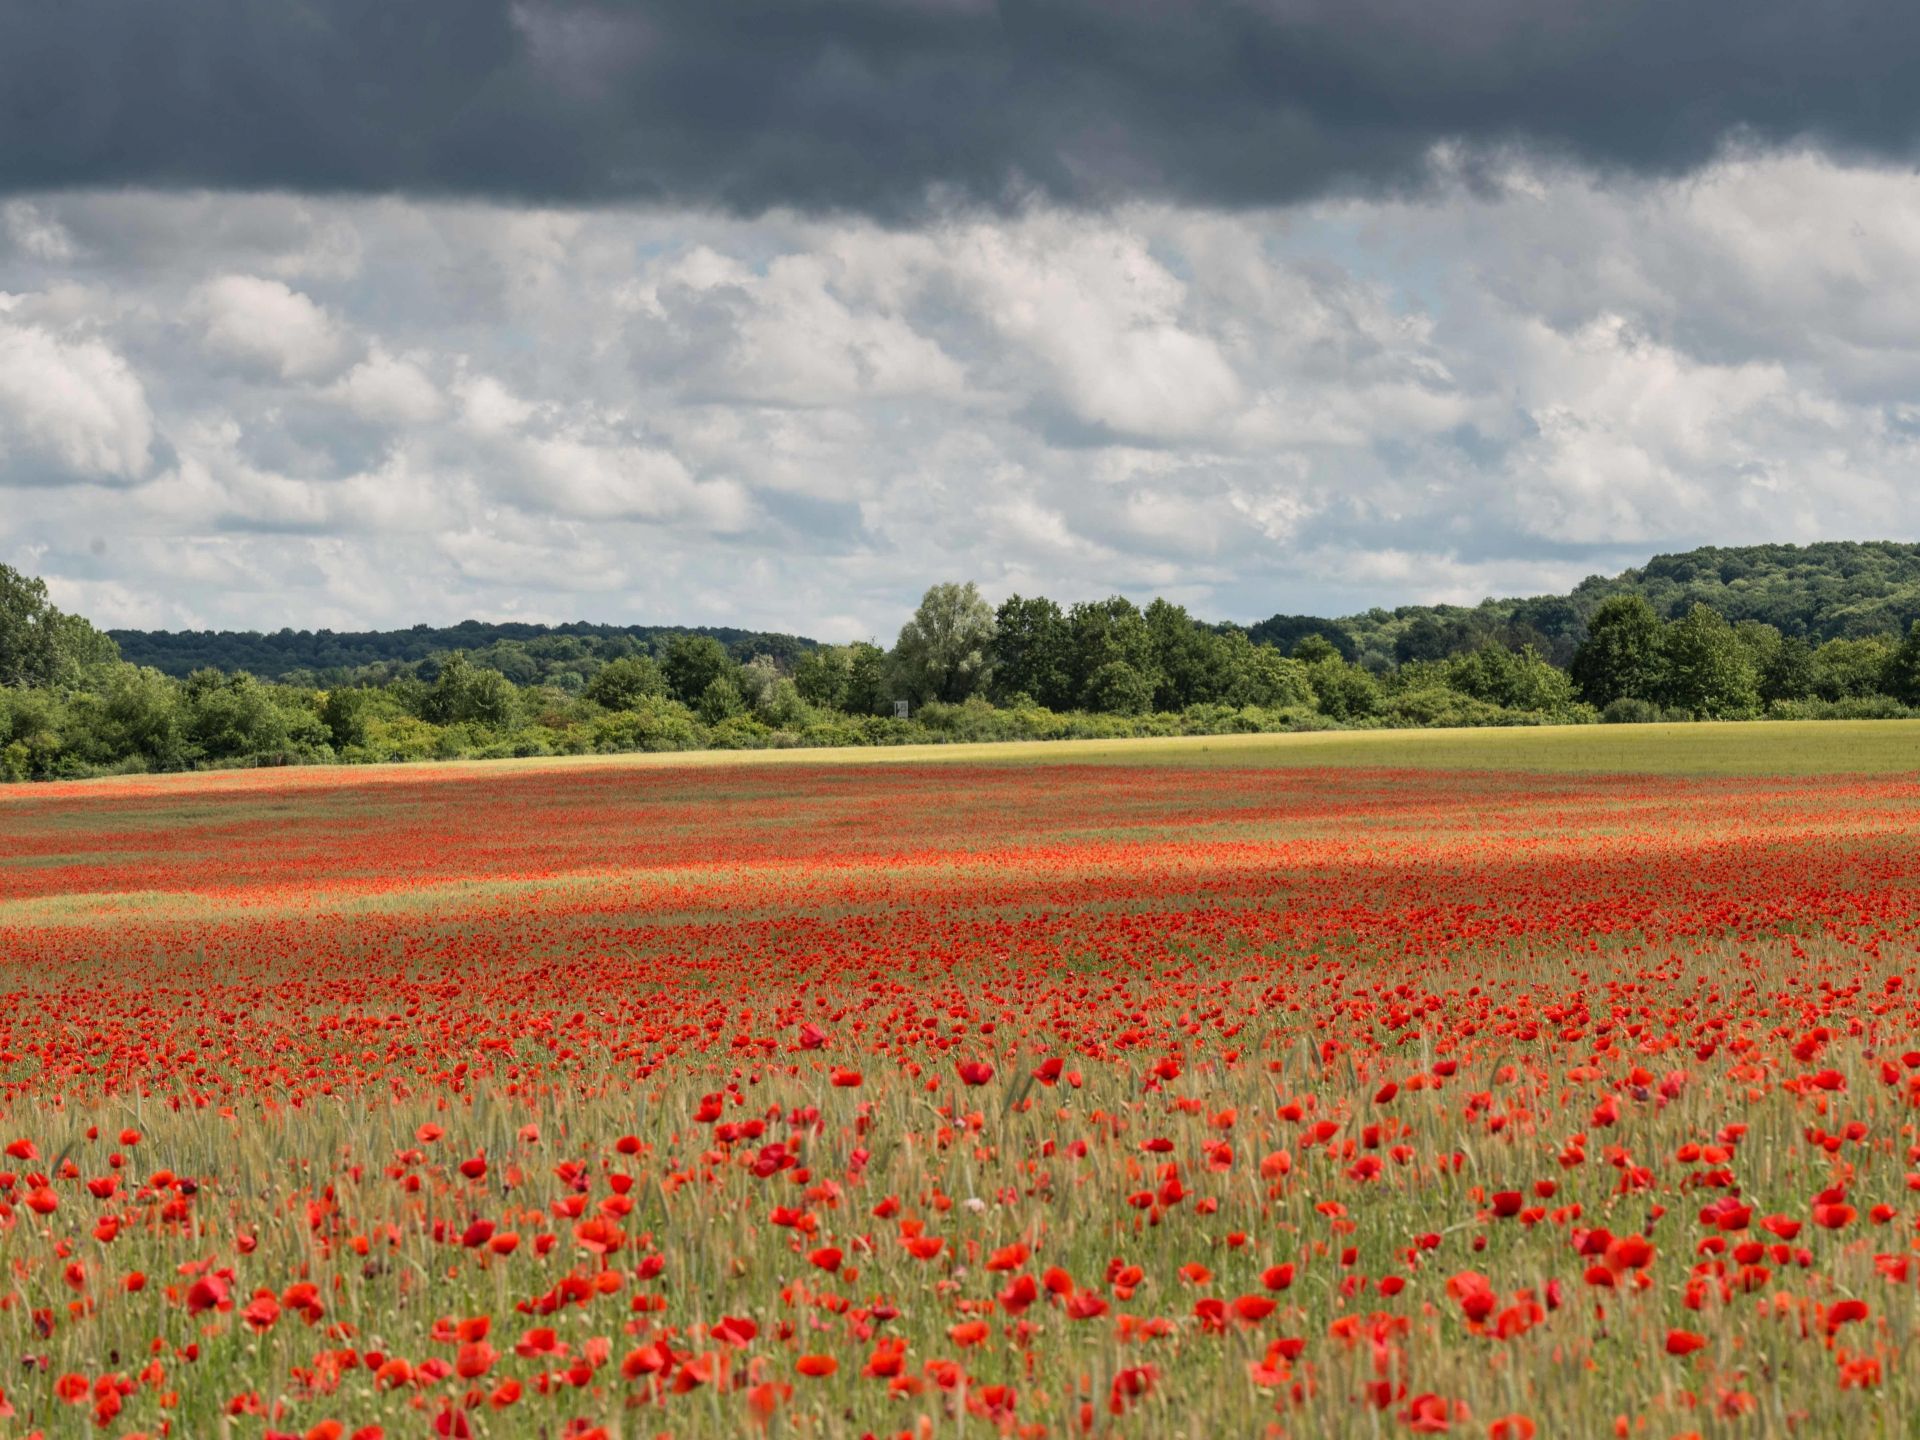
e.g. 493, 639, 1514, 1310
0, 309, 153, 481
193, 274, 350, 380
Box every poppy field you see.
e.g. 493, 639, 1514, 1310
3, 732, 1920, 1439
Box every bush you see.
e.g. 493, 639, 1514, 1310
1380, 687, 1516, 729
753, 678, 816, 730
1054, 711, 1154, 740
424, 653, 516, 728
1824, 694, 1916, 720
1600, 697, 1662, 724
1226, 646, 1317, 710
1180, 702, 1271, 734
352, 714, 446, 763
1307, 659, 1381, 720
917, 696, 1071, 743
1765, 695, 1916, 721
1259, 705, 1344, 733
855, 717, 930, 746
706, 714, 774, 749
590, 696, 704, 753
433, 723, 481, 760
798, 720, 871, 748
697, 678, 747, 724
1445, 645, 1574, 712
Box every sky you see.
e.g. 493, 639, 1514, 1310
3, 2, 1920, 641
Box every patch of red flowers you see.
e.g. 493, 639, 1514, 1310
0, 756, 1917, 1435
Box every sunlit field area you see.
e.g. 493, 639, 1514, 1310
4, 723, 1920, 1438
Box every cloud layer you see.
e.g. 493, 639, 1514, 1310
3, 151, 1919, 638
6, 1, 1920, 214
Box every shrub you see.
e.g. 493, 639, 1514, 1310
354, 714, 446, 763
1180, 702, 1269, 734
1307, 659, 1382, 720
1380, 686, 1515, 729
696, 677, 747, 725
799, 720, 871, 748
706, 714, 774, 749
1600, 697, 1662, 724
590, 697, 703, 753
1765, 695, 1916, 721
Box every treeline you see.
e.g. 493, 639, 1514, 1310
881, 584, 1920, 724
5, 560, 1920, 782
103, 541, 1920, 687
109, 619, 816, 687
1326, 540, 1920, 670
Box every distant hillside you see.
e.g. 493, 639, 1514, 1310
1285, 541, 1920, 669
103, 541, 1920, 687
110, 620, 819, 687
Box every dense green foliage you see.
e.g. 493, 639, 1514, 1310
7, 541, 1920, 782
1, 566, 120, 690
1318, 540, 1920, 670
109, 618, 816, 687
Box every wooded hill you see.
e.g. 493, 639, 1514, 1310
1291, 540, 1920, 670
106, 541, 1920, 684
109, 620, 818, 687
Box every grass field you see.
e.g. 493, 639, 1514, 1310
5, 718, 1917, 807
1, 726, 1919, 1437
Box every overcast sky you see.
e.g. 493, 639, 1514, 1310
4, 2, 1919, 639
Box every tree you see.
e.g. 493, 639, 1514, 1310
321, 688, 371, 750
1394, 615, 1455, 664
1658, 605, 1759, 718
425, 653, 516, 727
93, 665, 190, 770
1306, 657, 1381, 720
734, 655, 783, 710
483, 641, 541, 686
1758, 634, 1819, 704
990, 596, 1073, 709
754, 677, 811, 728
1814, 636, 1897, 700
584, 656, 666, 711
696, 676, 745, 724
1241, 646, 1317, 710
0, 563, 119, 689
1065, 598, 1158, 708
1247, 615, 1355, 660
1145, 599, 1230, 710
0, 686, 65, 779
1570, 595, 1666, 707
1219, 633, 1315, 709
1446, 644, 1573, 713
841, 642, 890, 716
1083, 660, 1155, 715
891, 583, 996, 704
662, 634, 735, 706
793, 647, 851, 710
1732, 620, 1783, 682
184, 670, 294, 760
1882, 621, 1920, 706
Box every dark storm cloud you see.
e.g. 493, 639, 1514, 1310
6, 0, 1920, 214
